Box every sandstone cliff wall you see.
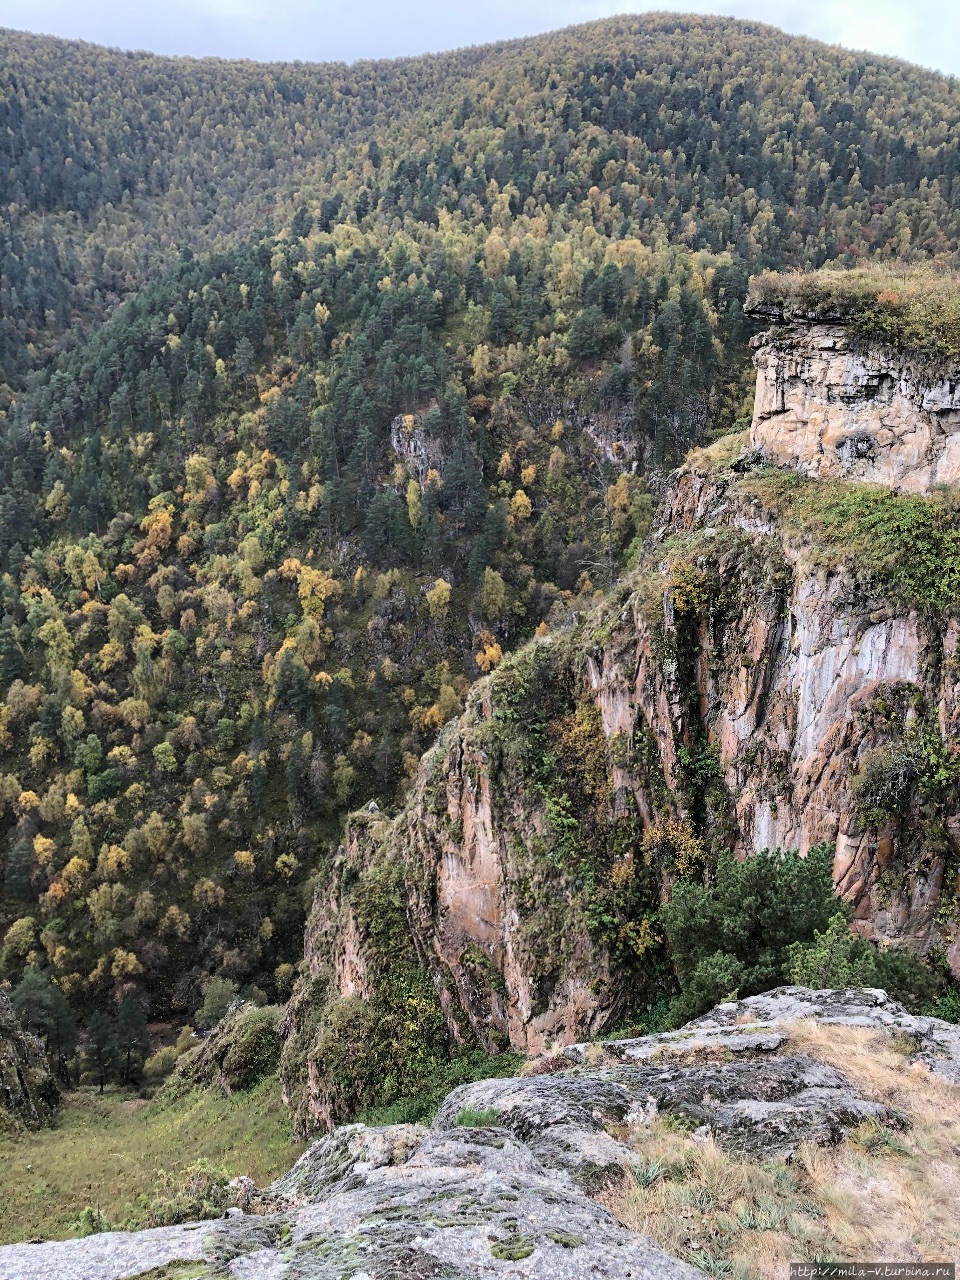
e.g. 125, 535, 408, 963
283, 321, 960, 1134
751, 322, 960, 490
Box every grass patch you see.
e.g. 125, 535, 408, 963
748, 264, 960, 368
0, 1074, 303, 1245
737, 469, 960, 616
455, 1106, 500, 1128
355, 1049, 520, 1127
685, 429, 751, 473
605, 1022, 960, 1276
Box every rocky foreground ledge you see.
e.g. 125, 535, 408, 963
2, 987, 959, 1280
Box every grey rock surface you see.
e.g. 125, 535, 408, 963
2, 986, 951, 1279
0, 1221, 212, 1280
443, 1047, 903, 1163
567, 986, 960, 1084
688, 986, 960, 1083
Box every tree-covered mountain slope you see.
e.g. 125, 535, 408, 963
3, 11, 960, 388
2, 14, 960, 1068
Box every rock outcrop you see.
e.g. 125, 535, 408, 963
5, 987, 957, 1278
283, 432, 960, 1128
750, 321, 960, 491
0, 989, 58, 1133
161, 1003, 281, 1099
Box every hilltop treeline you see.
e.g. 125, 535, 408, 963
3, 13, 960, 387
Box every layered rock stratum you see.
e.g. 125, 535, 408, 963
750, 322, 960, 491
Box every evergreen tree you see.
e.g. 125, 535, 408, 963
115, 997, 150, 1085
83, 1010, 120, 1093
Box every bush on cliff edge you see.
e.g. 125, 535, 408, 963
662, 844, 944, 1024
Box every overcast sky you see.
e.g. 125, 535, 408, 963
1, 0, 958, 77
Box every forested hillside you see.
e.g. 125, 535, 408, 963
2, 13, 960, 1051
3, 12, 960, 390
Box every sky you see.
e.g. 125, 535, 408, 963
1, 0, 958, 78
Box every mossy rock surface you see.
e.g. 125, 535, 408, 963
0, 990, 59, 1132
159, 1003, 281, 1099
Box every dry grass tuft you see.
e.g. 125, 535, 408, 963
685, 429, 751, 473
606, 1022, 960, 1276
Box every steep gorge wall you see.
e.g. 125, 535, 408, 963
750, 321, 960, 490
282, 322, 960, 1133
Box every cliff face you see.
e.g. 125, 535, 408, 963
751, 322, 960, 491
0, 992, 58, 1133
282, 320, 960, 1134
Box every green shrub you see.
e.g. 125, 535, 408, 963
455, 1106, 499, 1127
663, 846, 943, 1023
159, 1007, 280, 1100
143, 1045, 181, 1084
72, 1205, 115, 1237
787, 914, 939, 1011
922, 986, 960, 1024
219, 1006, 282, 1091
662, 843, 841, 1023
140, 1159, 234, 1227
787, 914, 878, 989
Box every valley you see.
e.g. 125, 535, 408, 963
1, 10, 960, 1277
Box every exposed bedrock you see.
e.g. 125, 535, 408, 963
750, 322, 960, 491
6, 988, 957, 1279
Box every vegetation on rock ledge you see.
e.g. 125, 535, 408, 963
748, 264, 960, 367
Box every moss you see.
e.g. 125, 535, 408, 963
738, 469, 960, 617
490, 1235, 535, 1260
129, 1265, 210, 1280
547, 1231, 584, 1247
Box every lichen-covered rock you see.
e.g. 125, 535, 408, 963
0, 1221, 212, 1280
0, 1114, 703, 1280
0, 989, 59, 1132
244, 1121, 427, 1210
686, 984, 960, 1083
436, 1042, 904, 1163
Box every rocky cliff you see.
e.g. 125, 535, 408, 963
281, 314, 960, 1136
750, 321, 960, 491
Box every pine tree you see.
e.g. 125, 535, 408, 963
115, 997, 150, 1085
83, 1010, 120, 1093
